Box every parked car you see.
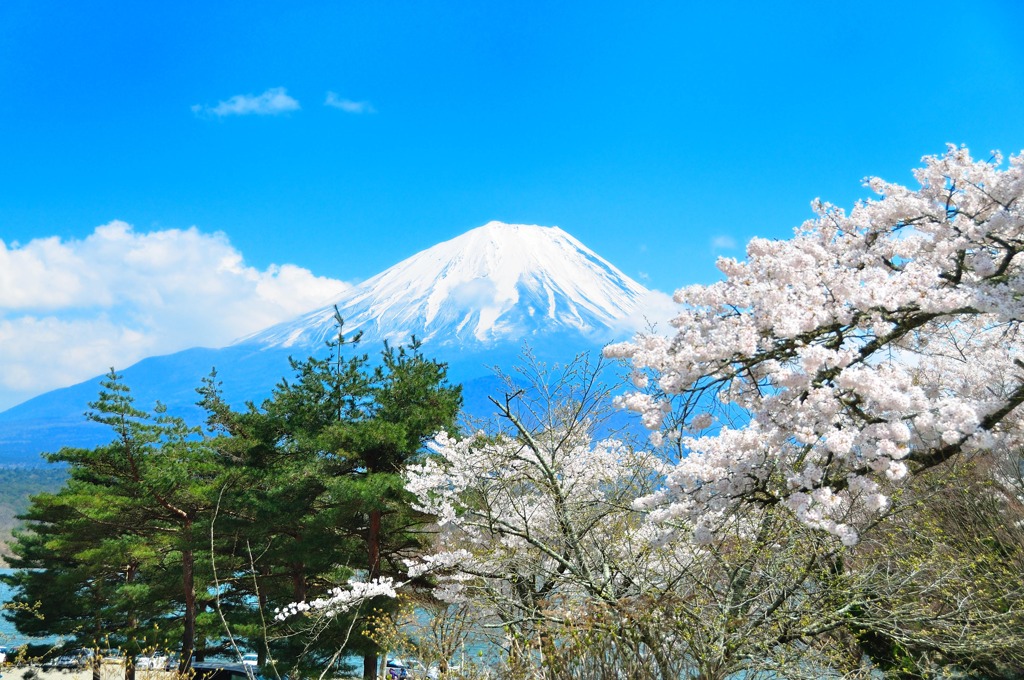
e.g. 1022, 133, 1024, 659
408, 661, 461, 679
190, 662, 263, 680
386, 658, 410, 679
47, 649, 94, 670
0, 645, 8, 665
136, 652, 173, 670
240, 653, 259, 667
100, 649, 125, 664
409, 661, 443, 680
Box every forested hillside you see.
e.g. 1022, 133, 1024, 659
0, 466, 66, 566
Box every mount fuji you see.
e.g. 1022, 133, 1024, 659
0, 222, 654, 464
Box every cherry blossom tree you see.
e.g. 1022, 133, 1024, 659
607, 145, 1024, 544
404, 355, 873, 679
405, 353, 668, 673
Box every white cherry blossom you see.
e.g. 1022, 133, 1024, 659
274, 577, 400, 621
608, 146, 1024, 543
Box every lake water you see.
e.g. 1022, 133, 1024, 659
0, 568, 58, 648
1, 569, 493, 670
1, 568, 27, 646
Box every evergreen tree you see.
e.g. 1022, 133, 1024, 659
5, 370, 224, 674
200, 317, 461, 679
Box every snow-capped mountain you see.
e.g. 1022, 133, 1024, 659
241, 222, 648, 351
0, 222, 652, 464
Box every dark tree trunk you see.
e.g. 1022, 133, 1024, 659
291, 563, 307, 601
180, 541, 196, 672
258, 566, 270, 666
125, 563, 139, 680
363, 508, 382, 680
369, 509, 381, 579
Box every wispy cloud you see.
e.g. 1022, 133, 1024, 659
711, 235, 738, 251
192, 87, 300, 117
325, 91, 375, 114
610, 289, 679, 336
0, 222, 350, 410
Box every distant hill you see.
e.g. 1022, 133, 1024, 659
0, 466, 67, 567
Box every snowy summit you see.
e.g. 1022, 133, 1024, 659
242, 222, 650, 351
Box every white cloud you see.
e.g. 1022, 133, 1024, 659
0, 222, 350, 411
0, 316, 149, 402
610, 289, 679, 337
192, 87, 300, 117
324, 92, 375, 114
711, 235, 738, 250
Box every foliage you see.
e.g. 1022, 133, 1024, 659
839, 456, 1024, 677
362, 594, 488, 679
407, 353, 672, 674
406, 357, 1024, 678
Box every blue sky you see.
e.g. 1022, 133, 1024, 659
1, 0, 1023, 409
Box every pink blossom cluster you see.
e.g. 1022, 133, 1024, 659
607, 146, 1024, 543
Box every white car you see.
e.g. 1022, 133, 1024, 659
240, 653, 259, 667
136, 652, 172, 670
101, 649, 125, 665
0, 645, 8, 664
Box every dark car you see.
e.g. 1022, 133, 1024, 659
190, 662, 263, 680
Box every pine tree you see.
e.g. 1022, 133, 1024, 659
199, 316, 461, 679
5, 370, 224, 674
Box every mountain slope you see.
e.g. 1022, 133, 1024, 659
0, 222, 651, 464
242, 221, 648, 351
